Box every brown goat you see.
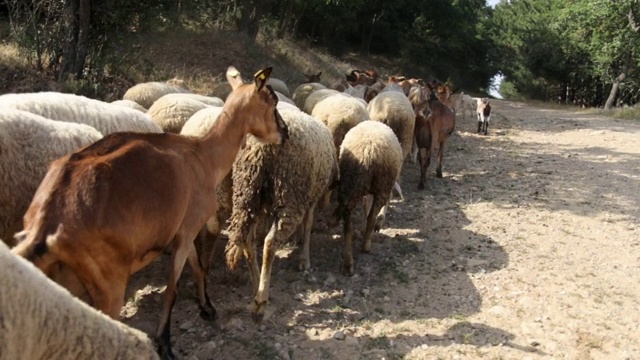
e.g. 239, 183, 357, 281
414, 86, 456, 189
11, 66, 289, 360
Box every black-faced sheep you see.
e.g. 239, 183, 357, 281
0, 92, 162, 135
225, 107, 339, 323
330, 121, 403, 275
0, 109, 103, 246
122, 80, 190, 109
0, 241, 159, 360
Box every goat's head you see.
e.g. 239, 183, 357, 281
226, 66, 289, 145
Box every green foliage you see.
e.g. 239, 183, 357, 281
490, 0, 640, 106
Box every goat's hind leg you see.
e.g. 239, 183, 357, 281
187, 242, 216, 321
436, 141, 446, 178
155, 235, 193, 360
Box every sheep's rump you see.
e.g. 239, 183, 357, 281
0, 109, 103, 245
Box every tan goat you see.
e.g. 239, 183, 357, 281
12, 66, 289, 360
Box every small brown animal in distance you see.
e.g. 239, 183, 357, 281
414, 83, 456, 189
11, 66, 289, 360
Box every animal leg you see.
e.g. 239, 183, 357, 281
436, 141, 446, 178
155, 236, 192, 360
186, 242, 216, 321
483, 119, 489, 135
251, 217, 298, 323
243, 245, 260, 296
342, 209, 355, 276
418, 147, 428, 190
477, 120, 482, 133
410, 137, 419, 165
364, 195, 388, 253
194, 217, 220, 274
298, 203, 316, 271
393, 181, 404, 201
374, 190, 393, 232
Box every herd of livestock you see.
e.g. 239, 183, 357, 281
0, 65, 493, 359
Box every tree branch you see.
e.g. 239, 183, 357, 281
629, 8, 640, 32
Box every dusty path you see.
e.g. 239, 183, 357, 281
123, 100, 640, 360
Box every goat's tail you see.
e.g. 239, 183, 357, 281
11, 223, 62, 269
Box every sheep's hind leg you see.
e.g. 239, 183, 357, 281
252, 216, 298, 323
364, 194, 388, 253
186, 242, 216, 321
342, 209, 355, 276
298, 203, 316, 271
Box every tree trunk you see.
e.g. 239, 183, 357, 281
604, 52, 631, 110
73, 0, 90, 78
59, 0, 79, 81
239, 0, 269, 40
277, 0, 294, 39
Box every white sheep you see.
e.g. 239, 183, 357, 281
225, 107, 339, 322
0, 92, 162, 135
0, 109, 103, 246
122, 80, 190, 109
292, 82, 326, 109
147, 94, 212, 133
110, 99, 148, 113
158, 93, 224, 107
367, 88, 415, 202
266, 78, 291, 98
274, 91, 296, 106
311, 93, 368, 152
303, 88, 340, 114
0, 241, 159, 360
329, 120, 403, 275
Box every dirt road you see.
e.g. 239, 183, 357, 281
123, 100, 640, 360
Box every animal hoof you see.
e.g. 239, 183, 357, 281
250, 300, 266, 323
199, 303, 217, 321
156, 339, 176, 360
418, 182, 425, 190
342, 263, 355, 276
375, 214, 385, 232
436, 170, 443, 178
298, 259, 310, 271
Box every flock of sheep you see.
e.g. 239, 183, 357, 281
0, 66, 493, 359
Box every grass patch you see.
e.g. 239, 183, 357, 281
364, 335, 391, 350
588, 105, 640, 121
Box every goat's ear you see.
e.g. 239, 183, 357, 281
253, 67, 273, 91
227, 66, 244, 90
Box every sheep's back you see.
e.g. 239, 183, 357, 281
233, 108, 336, 215
292, 82, 326, 109
367, 91, 415, 159
311, 93, 368, 150
0, 92, 162, 135
147, 95, 210, 133
123, 81, 190, 109
338, 120, 403, 202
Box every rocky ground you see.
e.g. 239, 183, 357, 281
122, 100, 640, 360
